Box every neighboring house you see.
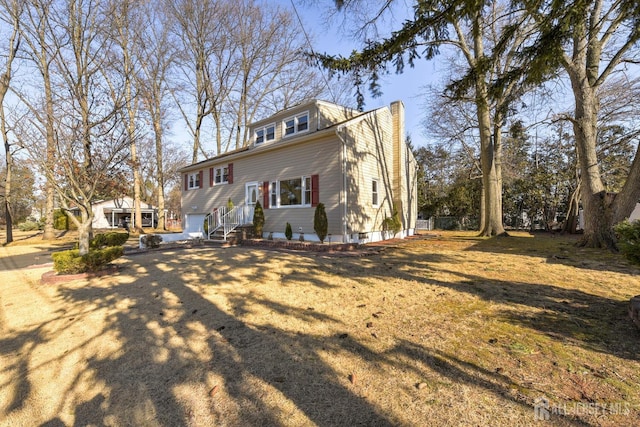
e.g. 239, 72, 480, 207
179, 99, 418, 243
71, 197, 159, 229
630, 203, 640, 222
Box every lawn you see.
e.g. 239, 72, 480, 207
0, 231, 638, 426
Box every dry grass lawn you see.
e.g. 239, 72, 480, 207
0, 230, 639, 426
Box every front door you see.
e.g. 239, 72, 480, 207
246, 182, 260, 207
245, 182, 261, 223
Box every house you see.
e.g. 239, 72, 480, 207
72, 197, 159, 229
631, 203, 640, 222
179, 99, 417, 243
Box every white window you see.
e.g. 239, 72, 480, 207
270, 176, 312, 207
372, 179, 379, 206
255, 123, 275, 144
188, 173, 200, 189
270, 181, 277, 207
282, 112, 309, 137
214, 166, 229, 184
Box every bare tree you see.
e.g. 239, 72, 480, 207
166, 0, 228, 162
19, 0, 60, 240
230, 0, 334, 149
108, 0, 145, 233
0, 0, 22, 244
20, 0, 127, 255
136, 1, 177, 230
552, 0, 640, 248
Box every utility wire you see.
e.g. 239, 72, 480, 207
290, 0, 338, 103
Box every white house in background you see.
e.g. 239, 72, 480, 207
179, 99, 418, 243
630, 203, 640, 222
72, 197, 159, 229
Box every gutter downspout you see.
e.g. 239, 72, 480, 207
336, 124, 349, 243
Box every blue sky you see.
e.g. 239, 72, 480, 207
287, 0, 439, 148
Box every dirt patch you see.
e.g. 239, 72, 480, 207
40, 266, 121, 285
1, 231, 639, 426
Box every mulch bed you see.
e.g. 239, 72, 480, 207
40, 265, 120, 285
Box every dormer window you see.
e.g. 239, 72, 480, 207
255, 123, 275, 144
283, 112, 309, 137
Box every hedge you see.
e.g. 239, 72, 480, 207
615, 220, 640, 265
91, 232, 129, 248
52, 246, 124, 274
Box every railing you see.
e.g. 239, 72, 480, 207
206, 206, 226, 239
206, 204, 255, 241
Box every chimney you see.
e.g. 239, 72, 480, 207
390, 101, 406, 230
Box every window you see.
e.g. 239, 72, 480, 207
282, 112, 309, 137
255, 123, 275, 144
187, 172, 200, 190
270, 181, 277, 207
372, 179, 379, 206
270, 176, 313, 207
214, 166, 229, 184
304, 176, 311, 204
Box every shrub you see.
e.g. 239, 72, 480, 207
140, 234, 162, 249
91, 232, 129, 248
227, 197, 234, 210
18, 219, 42, 231
314, 203, 328, 243
285, 222, 292, 240
54, 209, 69, 230
615, 220, 640, 264
382, 204, 402, 236
253, 201, 264, 237
52, 246, 123, 274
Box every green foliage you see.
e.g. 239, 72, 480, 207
285, 222, 292, 240
253, 201, 264, 237
227, 197, 234, 210
54, 209, 69, 230
52, 246, 123, 274
615, 220, 640, 264
18, 219, 42, 231
382, 204, 402, 235
91, 232, 129, 248
314, 203, 328, 243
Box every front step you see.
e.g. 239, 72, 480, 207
208, 228, 240, 245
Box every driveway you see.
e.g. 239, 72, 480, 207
0, 247, 68, 271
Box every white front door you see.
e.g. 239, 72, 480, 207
245, 182, 261, 223
246, 182, 260, 206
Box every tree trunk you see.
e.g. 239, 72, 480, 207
41, 52, 57, 240
569, 66, 616, 248
611, 141, 640, 225
76, 211, 92, 256
476, 75, 505, 236
42, 182, 56, 239
473, 13, 505, 237
563, 181, 581, 234
3, 141, 12, 244
152, 114, 166, 230
1, 88, 12, 244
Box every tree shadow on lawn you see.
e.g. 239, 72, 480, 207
312, 248, 640, 362
36, 249, 396, 426
5, 243, 633, 426
463, 232, 639, 275
30, 247, 588, 426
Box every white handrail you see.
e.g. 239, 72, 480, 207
207, 204, 255, 240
